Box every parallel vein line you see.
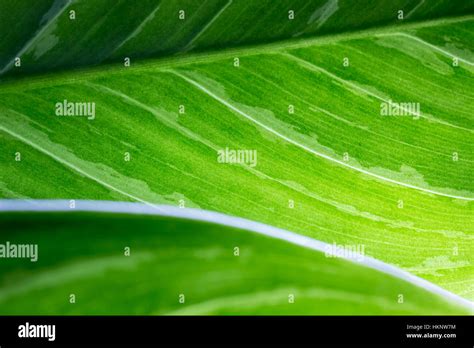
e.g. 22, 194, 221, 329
183, 0, 233, 52
111, 1, 162, 55
376, 32, 474, 66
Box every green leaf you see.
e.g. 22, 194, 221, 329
0, 3, 473, 314
0, 209, 470, 314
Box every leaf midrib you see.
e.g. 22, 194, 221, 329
0, 14, 472, 92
